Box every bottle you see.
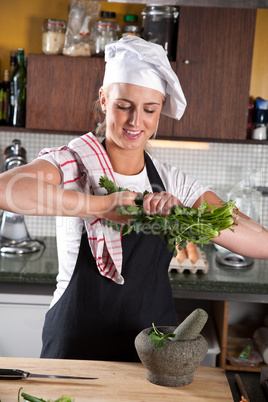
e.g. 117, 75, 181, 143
9, 50, 17, 77
91, 11, 120, 57
9, 81, 14, 125
0, 80, 3, 122
122, 14, 141, 37
1, 70, 12, 125
11, 48, 27, 127
251, 98, 268, 140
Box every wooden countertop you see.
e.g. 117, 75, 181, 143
0, 357, 233, 401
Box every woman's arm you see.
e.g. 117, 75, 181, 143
142, 189, 268, 260
0, 159, 137, 224
193, 191, 268, 259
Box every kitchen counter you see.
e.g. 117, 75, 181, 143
169, 243, 268, 303
0, 237, 57, 284
0, 356, 233, 401
0, 239, 268, 302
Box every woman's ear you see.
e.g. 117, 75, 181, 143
99, 87, 106, 113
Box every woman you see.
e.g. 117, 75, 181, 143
0, 37, 267, 361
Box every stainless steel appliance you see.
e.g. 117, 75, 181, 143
214, 173, 261, 269
0, 139, 43, 254
216, 251, 254, 268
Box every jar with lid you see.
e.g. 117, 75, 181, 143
141, 6, 179, 61
42, 19, 67, 55
91, 11, 120, 57
122, 14, 141, 37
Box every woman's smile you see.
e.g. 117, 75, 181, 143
123, 128, 143, 140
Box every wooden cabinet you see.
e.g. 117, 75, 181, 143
26, 7, 256, 141
26, 55, 105, 133
211, 300, 267, 372
159, 7, 256, 140
173, 296, 268, 372
0, 293, 52, 358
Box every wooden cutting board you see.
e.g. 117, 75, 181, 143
0, 357, 233, 401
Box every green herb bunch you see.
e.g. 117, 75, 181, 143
99, 175, 238, 252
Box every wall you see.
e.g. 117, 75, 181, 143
0, 1, 267, 99
0, 131, 267, 237
0, 1, 144, 73
250, 8, 268, 99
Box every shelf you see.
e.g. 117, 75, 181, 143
100, 0, 268, 8
225, 363, 266, 373
0, 126, 85, 136
1, 126, 268, 145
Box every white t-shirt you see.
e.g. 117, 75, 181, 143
40, 151, 209, 307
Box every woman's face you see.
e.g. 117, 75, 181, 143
100, 83, 164, 152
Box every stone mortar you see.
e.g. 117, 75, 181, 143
135, 326, 208, 387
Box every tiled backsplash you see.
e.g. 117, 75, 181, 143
0, 131, 267, 236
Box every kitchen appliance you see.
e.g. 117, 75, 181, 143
0, 139, 43, 254
214, 172, 261, 268
216, 252, 254, 268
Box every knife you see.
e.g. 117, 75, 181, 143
0, 368, 97, 380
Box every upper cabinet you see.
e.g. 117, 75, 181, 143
26, 55, 105, 133
26, 6, 257, 141
158, 7, 256, 140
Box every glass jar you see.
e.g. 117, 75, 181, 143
122, 14, 141, 37
42, 19, 66, 55
141, 6, 179, 61
91, 12, 120, 57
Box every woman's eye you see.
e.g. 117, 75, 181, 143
145, 109, 155, 114
117, 104, 130, 111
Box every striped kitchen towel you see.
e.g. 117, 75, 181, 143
39, 132, 124, 284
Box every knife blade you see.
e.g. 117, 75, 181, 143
0, 368, 97, 380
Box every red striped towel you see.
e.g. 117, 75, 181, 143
39, 132, 124, 284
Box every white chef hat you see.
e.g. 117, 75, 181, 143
103, 36, 187, 120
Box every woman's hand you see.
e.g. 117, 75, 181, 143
98, 191, 140, 225
143, 191, 183, 216
95, 190, 183, 225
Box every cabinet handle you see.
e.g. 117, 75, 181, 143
183, 59, 190, 64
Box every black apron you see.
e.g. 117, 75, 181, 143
40, 153, 178, 362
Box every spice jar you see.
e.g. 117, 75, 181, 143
141, 6, 179, 61
90, 12, 120, 57
42, 19, 66, 55
122, 14, 141, 37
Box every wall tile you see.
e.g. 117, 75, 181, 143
0, 132, 267, 236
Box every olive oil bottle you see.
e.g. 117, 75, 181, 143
11, 48, 26, 127
1, 70, 12, 125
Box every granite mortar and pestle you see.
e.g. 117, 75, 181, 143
135, 308, 209, 387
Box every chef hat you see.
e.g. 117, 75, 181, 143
103, 36, 187, 120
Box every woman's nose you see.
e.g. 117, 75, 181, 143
128, 109, 141, 127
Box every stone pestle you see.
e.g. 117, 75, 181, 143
170, 308, 208, 341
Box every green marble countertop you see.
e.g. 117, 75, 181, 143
0, 238, 268, 300
169, 244, 268, 301
0, 237, 58, 284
